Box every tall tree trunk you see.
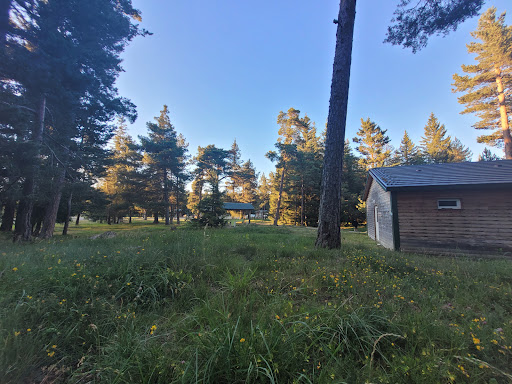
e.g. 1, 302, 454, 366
301, 178, 305, 226
0, 200, 16, 232
75, 212, 80, 225
163, 168, 170, 225
62, 191, 73, 235
495, 66, 512, 159
274, 164, 286, 226
169, 183, 174, 224
316, 0, 356, 249
294, 200, 298, 226
176, 187, 180, 224
128, 208, 132, 224
39, 164, 67, 239
14, 95, 46, 242
153, 212, 159, 224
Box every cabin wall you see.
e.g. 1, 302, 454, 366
397, 187, 512, 254
366, 181, 394, 250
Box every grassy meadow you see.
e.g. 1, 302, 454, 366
0, 221, 511, 383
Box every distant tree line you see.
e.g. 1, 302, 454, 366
264, 108, 501, 228
82, 107, 263, 229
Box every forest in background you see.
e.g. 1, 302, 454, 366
1, 2, 510, 239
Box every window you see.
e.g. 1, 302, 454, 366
437, 199, 461, 210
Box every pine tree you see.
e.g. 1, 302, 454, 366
139, 106, 187, 225
478, 147, 501, 161
267, 108, 299, 226
293, 117, 323, 227
267, 108, 322, 226
191, 145, 230, 226
100, 118, 142, 223
239, 160, 258, 205
394, 130, 424, 165
385, 1, 485, 52
340, 141, 366, 228
420, 113, 452, 164
453, 7, 512, 159
449, 138, 473, 162
353, 118, 392, 170
187, 178, 204, 219
226, 139, 243, 202
172, 133, 190, 224
256, 173, 271, 216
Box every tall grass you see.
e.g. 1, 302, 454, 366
0, 223, 511, 383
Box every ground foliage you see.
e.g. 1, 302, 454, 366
0, 223, 511, 383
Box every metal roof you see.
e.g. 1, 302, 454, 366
364, 160, 512, 199
223, 202, 255, 210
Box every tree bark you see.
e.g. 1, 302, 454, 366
495, 66, 512, 159
153, 212, 159, 224
62, 191, 73, 235
14, 95, 46, 242
300, 178, 305, 226
176, 187, 181, 224
0, 200, 16, 231
75, 212, 80, 225
39, 164, 67, 239
316, 0, 356, 249
163, 168, 170, 225
273, 164, 286, 226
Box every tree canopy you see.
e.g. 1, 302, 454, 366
452, 7, 512, 159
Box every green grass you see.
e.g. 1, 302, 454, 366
0, 222, 511, 383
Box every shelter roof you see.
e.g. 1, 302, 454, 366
363, 160, 512, 200
223, 202, 255, 210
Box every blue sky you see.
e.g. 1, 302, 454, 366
116, 0, 510, 177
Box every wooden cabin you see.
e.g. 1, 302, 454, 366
363, 160, 512, 256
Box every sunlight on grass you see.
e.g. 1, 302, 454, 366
0, 224, 510, 383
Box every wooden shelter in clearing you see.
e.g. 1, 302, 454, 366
363, 160, 512, 256
223, 202, 255, 223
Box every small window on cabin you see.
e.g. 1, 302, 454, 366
437, 199, 461, 210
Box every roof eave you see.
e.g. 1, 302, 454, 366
386, 182, 512, 192
363, 171, 390, 201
